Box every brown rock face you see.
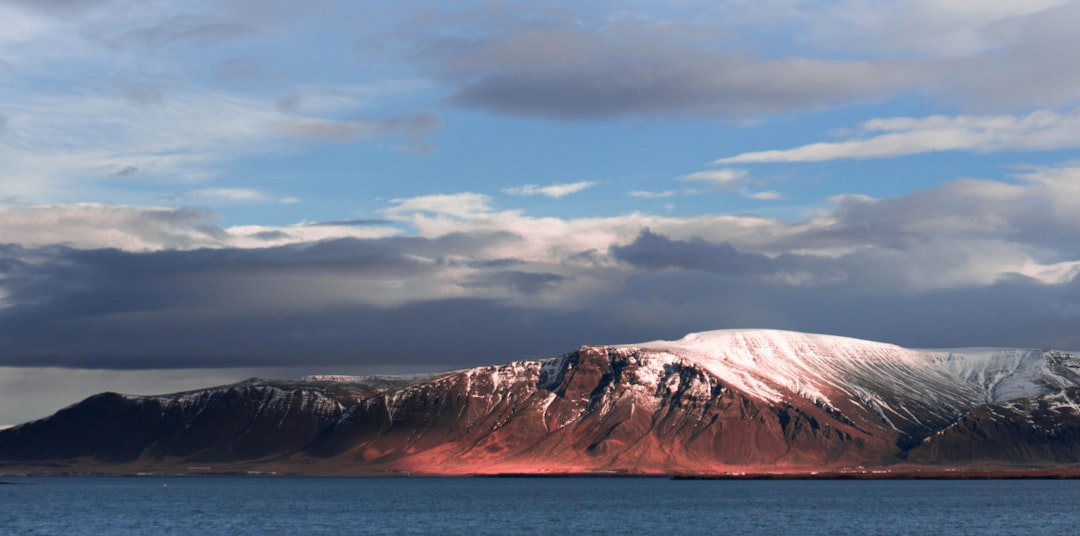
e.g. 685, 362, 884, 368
305, 347, 894, 474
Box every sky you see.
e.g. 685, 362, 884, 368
4, 0, 1080, 425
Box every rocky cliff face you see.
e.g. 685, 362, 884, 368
4, 330, 1080, 474
306, 346, 887, 474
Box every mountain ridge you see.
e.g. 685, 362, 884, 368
4, 329, 1080, 476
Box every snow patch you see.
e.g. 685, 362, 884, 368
621, 329, 1080, 432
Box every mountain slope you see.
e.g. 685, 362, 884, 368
3, 329, 1080, 475
305, 346, 885, 474
0, 377, 417, 464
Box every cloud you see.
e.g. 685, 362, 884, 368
4, 0, 115, 17
115, 16, 251, 49
677, 167, 777, 199
717, 108, 1080, 163
681, 168, 748, 186
745, 190, 782, 200
928, 1, 1080, 111
161, 188, 267, 204
4, 165, 1080, 373
0, 83, 439, 201
629, 190, 675, 199
0, 204, 223, 250
409, 7, 938, 121
274, 111, 443, 153
790, 0, 1067, 57
0, 88, 271, 197
384, 193, 494, 220
502, 181, 595, 198
393, 1, 1080, 122
0, 203, 402, 251
462, 270, 565, 295
302, 219, 390, 227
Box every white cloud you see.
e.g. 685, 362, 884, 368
717, 108, 1080, 163
10, 165, 1080, 297
745, 190, 782, 200
681, 168, 748, 185
164, 188, 267, 204
371, 161, 1080, 294
502, 181, 596, 198
678, 168, 778, 200
0, 81, 433, 202
629, 190, 675, 199
0, 203, 402, 251
384, 193, 494, 220
278, 197, 302, 205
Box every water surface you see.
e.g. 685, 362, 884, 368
2, 477, 1076, 535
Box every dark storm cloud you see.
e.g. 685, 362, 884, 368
0, 239, 430, 314
603, 257, 1080, 353
604, 228, 1080, 351
463, 270, 565, 294
0, 297, 620, 370
408, 11, 938, 121
0, 239, 606, 369
612, 229, 776, 276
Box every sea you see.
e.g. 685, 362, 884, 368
2, 476, 1078, 535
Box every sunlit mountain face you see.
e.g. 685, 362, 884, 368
5, 330, 1080, 476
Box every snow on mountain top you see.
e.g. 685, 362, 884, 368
302, 375, 366, 382
299, 374, 432, 383
922, 347, 1080, 403
625, 329, 927, 405
621, 329, 1080, 411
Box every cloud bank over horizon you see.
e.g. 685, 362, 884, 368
4, 164, 1080, 375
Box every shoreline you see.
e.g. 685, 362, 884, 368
6, 466, 1080, 480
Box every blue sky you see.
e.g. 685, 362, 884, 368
4, 0, 1080, 424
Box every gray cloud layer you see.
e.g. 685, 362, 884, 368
378, 2, 1080, 122
414, 19, 937, 121
4, 166, 1080, 371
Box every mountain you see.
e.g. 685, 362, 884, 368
0, 377, 419, 465
3, 329, 1080, 476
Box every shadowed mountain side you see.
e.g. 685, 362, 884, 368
0, 378, 414, 464
908, 388, 1080, 464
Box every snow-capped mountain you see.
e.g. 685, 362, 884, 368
631, 330, 1080, 448
3, 329, 1080, 475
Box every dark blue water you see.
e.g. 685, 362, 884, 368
2, 477, 1078, 535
